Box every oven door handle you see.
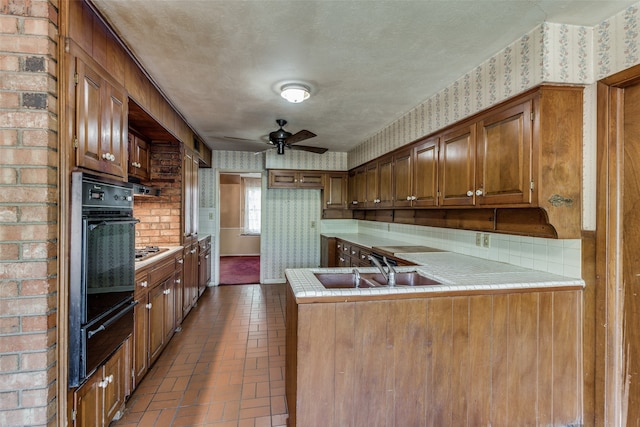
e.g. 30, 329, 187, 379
86, 301, 138, 339
88, 218, 140, 231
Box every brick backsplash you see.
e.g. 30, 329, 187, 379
0, 1, 60, 426
134, 143, 183, 247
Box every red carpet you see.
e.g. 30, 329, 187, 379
219, 256, 260, 285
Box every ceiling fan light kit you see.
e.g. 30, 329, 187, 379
267, 119, 326, 155
280, 83, 311, 103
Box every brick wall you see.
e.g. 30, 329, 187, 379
0, 1, 60, 426
133, 143, 183, 247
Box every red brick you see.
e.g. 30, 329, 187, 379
0, 281, 18, 297
0, 55, 19, 72
0, 91, 20, 108
0, 167, 17, 184
1, 74, 51, 91
21, 316, 48, 333
0, 391, 18, 409
0, 188, 56, 206
1, 147, 52, 168
0, 110, 50, 128
0, 355, 18, 372
22, 242, 56, 260
22, 129, 55, 148
0, 333, 49, 353
20, 167, 54, 185
23, 18, 49, 36
20, 205, 57, 223
0, 243, 19, 259
21, 351, 50, 370
0, 260, 49, 280
0, 35, 52, 55
0, 224, 55, 241
0, 296, 48, 315
0, 406, 48, 426
20, 279, 52, 296
21, 384, 54, 407
0, 16, 19, 34
0, 129, 18, 146
0, 317, 20, 334
0, 206, 18, 221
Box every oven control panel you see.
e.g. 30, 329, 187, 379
82, 178, 133, 210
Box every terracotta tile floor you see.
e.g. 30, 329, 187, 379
113, 284, 289, 427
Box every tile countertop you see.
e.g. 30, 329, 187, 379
286, 251, 585, 303
134, 246, 183, 270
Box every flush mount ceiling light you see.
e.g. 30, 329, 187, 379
280, 83, 311, 103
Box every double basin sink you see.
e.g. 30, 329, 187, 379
314, 271, 440, 289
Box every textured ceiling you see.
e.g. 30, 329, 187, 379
90, 0, 636, 154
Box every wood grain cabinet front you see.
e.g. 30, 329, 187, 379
75, 57, 128, 179
127, 131, 150, 181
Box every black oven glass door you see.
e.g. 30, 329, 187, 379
82, 216, 137, 324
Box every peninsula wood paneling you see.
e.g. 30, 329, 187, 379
287, 288, 583, 427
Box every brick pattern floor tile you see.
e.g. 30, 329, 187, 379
112, 284, 288, 427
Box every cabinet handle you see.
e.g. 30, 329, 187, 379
475, 188, 484, 196
146, 303, 152, 310
466, 190, 474, 197
139, 281, 148, 288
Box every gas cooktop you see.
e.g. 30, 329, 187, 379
135, 246, 169, 262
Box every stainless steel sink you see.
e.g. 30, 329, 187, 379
314, 271, 440, 289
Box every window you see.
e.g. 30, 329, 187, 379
243, 177, 261, 235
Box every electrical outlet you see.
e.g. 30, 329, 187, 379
482, 234, 491, 248
475, 233, 482, 247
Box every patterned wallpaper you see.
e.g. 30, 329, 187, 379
200, 150, 345, 284
200, 3, 640, 283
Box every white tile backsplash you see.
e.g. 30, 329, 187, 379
321, 219, 582, 279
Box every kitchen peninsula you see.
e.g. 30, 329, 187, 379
285, 248, 584, 426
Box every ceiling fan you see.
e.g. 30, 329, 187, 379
267, 119, 327, 155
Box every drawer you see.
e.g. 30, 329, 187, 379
148, 257, 176, 286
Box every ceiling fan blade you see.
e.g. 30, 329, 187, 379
288, 145, 328, 154
285, 130, 316, 145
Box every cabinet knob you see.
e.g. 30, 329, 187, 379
177, 259, 184, 264
140, 281, 148, 288
339, 257, 345, 262
351, 250, 356, 255
145, 303, 152, 310
163, 289, 171, 295
175, 279, 181, 284
412, 196, 417, 201
361, 254, 366, 259
352, 201, 358, 205
98, 380, 108, 389
107, 374, 114, 384
466, 190, 474, 197
407, 196, 412, 201
190, 249, 197, 254
475, 188, 484, 196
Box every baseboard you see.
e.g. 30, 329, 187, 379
220, 254, 260, 257
262, 278, 286, 285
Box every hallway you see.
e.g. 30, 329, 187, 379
113, 284, 288, 427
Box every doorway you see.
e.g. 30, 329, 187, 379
218, 172, 262, 285
597, 67, 640, 425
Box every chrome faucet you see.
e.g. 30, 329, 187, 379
352, 268, 361, 287
368, 255, 397, 286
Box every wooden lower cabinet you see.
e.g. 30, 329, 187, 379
73, 340, 129, 427
286, 286, 583, 426
132, 296, 148, 388
198, 236, 211, 295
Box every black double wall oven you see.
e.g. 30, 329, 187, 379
68, 172, 139, 387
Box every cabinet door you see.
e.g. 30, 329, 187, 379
439, 124, 476, 206
103, 344, 126, 424
75, 58, 127, 179
377, 156, 394, 208
75, 373, 102, 427
148, 284, 165, 365
349, 167, 366, 208
128, 133, 150, 180
476, 100, 533, 206
393, 148, 413, 207
163, 279, 175, 344
298, 171, 324, 188
132, 298, 148, 388
174, 256, 184, 326
268, 170, 297, 188
324, 173, 348, 210
365, 162, 379, 208
413, 136, 439, 207
198, 248, 211, 294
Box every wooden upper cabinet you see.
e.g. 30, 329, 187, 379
348, 166, 366, 208
75, 58, 128, 179
364, 162, 379, 208
476, 100, 533, 206
128, 131, 150, 181
182, 148, 199, 241
439, 123, 476, 207
376, 155, 394, 208
393, 148, 413, 207
268, 170, 323, 189
412, 136, 439, 207
323, 172, 348, 210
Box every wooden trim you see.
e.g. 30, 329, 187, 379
595, 79, 627, 425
